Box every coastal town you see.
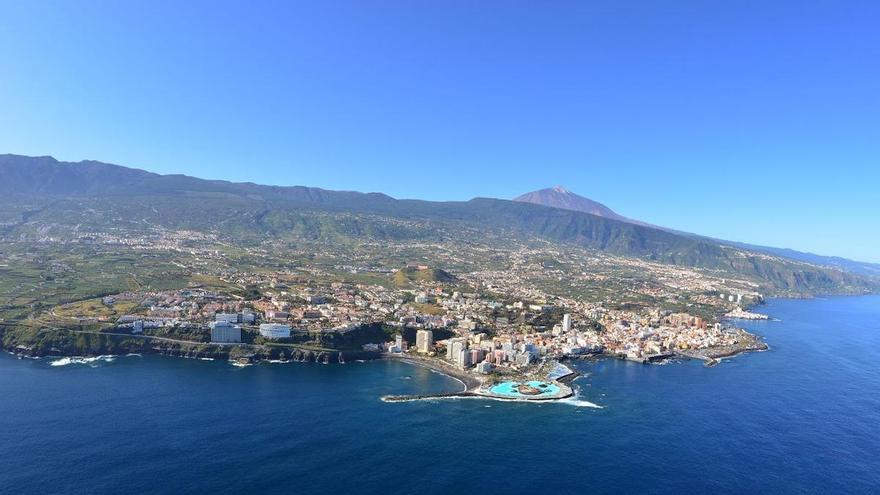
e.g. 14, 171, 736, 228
10, 244, 770, 399
0, 221, 782, 402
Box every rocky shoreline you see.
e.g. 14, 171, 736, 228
2, 324, 768, 369
675, 340, 770, 367
0, 325, 381, 365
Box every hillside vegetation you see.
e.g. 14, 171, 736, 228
1, 154, 876, 295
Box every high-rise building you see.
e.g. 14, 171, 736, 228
456, 347, 472, 368
493, 349, 506, 365
469, 348, 484, 364
211, 321, 242, 343
450, 339, 468, 364
562, 313, 572, 333
416, 329, 434, 353
446, 337, 468, 360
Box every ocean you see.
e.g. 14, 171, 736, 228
1, 296, 878, 494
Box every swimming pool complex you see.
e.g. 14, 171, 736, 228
488, 380, 561, 397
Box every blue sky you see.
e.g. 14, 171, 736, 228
1, 1, 878, 262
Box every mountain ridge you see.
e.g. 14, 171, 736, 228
514, 184, 880, 277
1, 153, 876, 294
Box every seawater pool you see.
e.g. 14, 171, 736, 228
488, 380, 560, 397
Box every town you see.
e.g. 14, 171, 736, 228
35, 254, 767, 379
1, 223, 773, 385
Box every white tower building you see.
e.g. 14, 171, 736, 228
416, 329, 434, 353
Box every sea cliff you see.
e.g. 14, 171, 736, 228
0, 324, 380, 364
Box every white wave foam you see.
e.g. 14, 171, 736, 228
558, 397, 603, 408
49, 355, 117, 367
6, 352, 40, 360
559, 389, 604, 408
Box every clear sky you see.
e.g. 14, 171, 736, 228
1, 1, 878, 262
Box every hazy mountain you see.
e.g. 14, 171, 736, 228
1, 154, 876, 294
0, 154, 396, 208
515, 184, 880, 278
514, 186, 641, 224
717, 242, 880, 278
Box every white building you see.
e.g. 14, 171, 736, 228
259, 323, 291, 339
515, 351, 534, 366
562, 313, 572, 333
215, 313, 239, 324
211, 321, 242, 343
447, 338, 468, 360
475, 361, 494, 374
458, 319, 477, 331
416, 329, 434, 353
455, 347, 471, 368
388, 334, 405, 353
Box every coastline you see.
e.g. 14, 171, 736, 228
0, 325, 383, 365
674, 342, 769, 367
2, 320, 770, 372
382, 353, 480, 392
380, 353, 576, 402
0, 297, 779, 402
4, 296, 878, 493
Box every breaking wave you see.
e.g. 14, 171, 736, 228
49, 355, 117, 367
558, 388, 604, 408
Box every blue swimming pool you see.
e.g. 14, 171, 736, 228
488, 380, 560, 397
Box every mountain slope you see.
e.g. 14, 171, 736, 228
0, 154, 397, 209
515, 184, 880, 278
1, 154, 875, 294
514, 186, 637, 224
714, 240, 880, 278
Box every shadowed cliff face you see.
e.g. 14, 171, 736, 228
0, 324, 384, 362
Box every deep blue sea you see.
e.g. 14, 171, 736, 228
2, 296, 879, 494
